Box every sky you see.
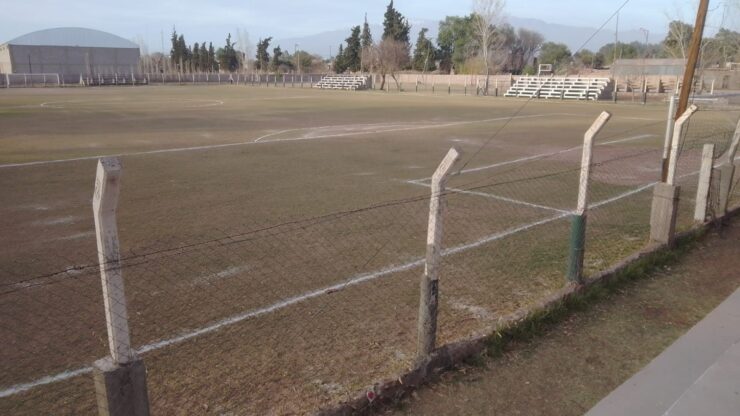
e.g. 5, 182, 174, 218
0, 0, 735, 52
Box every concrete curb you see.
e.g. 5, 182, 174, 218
317, 205, 740, 416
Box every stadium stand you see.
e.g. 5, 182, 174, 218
505, 76, 613, 100
315, 75, 370, 90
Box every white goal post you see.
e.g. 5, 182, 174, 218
3, 73, 61, 88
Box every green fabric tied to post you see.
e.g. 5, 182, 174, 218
568, 214, 587, 284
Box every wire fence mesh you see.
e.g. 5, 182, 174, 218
1, 102, 739, 415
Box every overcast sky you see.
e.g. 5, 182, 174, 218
1, 0, 735, 52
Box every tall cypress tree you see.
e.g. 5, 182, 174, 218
361, 14, 373, 49
219, 33, 239, 72
382, 0, 411, 68
255, 38, 272, 71
270, 46, 283, 71
335, 44, 347, 73
382, 0, 410, 44
199, 41, 209, 72
412, 28, 436, 71
170, 27, 179, 66
208, 43, 217, 72
345, 26, 362, 72
193, 43, 200, 71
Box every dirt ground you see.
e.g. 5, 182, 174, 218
0, 85, 737, 414
389, 216, 740, 416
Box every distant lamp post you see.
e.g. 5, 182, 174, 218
640, 28, 650, 104
295, 43, 300, 74
639, 28, 650, 55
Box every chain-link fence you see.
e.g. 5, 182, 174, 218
1, 103, 739, 415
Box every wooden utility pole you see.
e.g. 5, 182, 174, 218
663, 0, 709, 182
676, 0, 710, 119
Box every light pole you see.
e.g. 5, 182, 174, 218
294, 43, 300, 74
640, 28, 649, 104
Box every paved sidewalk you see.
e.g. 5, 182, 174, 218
586, 288, 740, 416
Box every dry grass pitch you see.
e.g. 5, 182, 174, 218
0, 85, 737, 414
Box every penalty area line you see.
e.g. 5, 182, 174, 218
0, 113, 575, 169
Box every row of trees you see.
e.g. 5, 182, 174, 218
331, 0, 740, 81
149, 1, 740, 77
169, 29, 240, 73
254, 37, 326, 73
533, 23, 740, 74
164, 28, 329, 74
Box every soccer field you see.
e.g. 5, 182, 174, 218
1, 85, 737, 414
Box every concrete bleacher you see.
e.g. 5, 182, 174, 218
505, 76, 613, 100
315, 75, 369, 90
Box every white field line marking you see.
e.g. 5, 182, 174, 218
0, 176, 666, 398
0, 367, 93, 398
253, 113, 577, 144
0, 113, 575, 169
444, 212, 571, 257
184, 99, 224, 108
591, 182, 658, 209
620, 117, 662, 121
413, 134, 657, 181
39, 99, 225, 109
403, 180, 569, 214
194, 266, 250, 285
0, 130, 295, 169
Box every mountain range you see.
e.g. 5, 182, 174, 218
274, 16, 666, 58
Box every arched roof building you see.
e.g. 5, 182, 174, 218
0, 28, 140, 75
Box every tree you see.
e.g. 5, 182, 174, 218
472, 0, 506, 94
169, 27, 183, 71
382, 1, 411, 66
177, 34, 188, 72
335, 44, 348, 73
208, 43, 217, 72
664, 20, 693, 59
218, 33, 239, 72
412, 28, 437, 71
512, 28, 544, 73
198, 41, 209, 72
598, 42, 644, 65
345, 26, 362, 72
712, 28, 740, 65
574, 49, 605, 69
361, 14, 374, 50
361, 14, 374, 72
375, 39, 409, 89
292, 50, 317, 72
255, 37, 272, 71
270, 46, 283, 72
437, 15, 475, 73
539, 42, 572, 71
192, 43, 200, 72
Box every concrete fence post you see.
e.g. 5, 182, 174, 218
666, 105, 699, 186
92, 158, 150, 416
650, 105, 699, 246
661, 95, 678, 182
721, 119, 740, 166
568, 111, 612, 284
694, 144, 716, 223
416, 147, 462, 366
714, 122, 740, 217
